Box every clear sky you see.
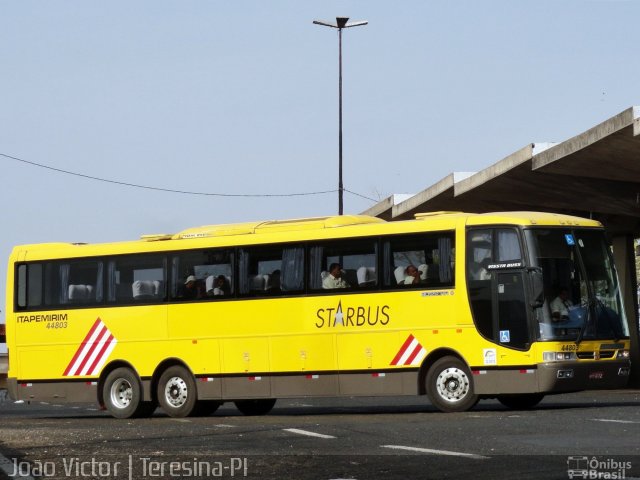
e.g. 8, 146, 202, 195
1, 0, 639, 320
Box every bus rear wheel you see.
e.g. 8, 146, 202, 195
426, 356, 478, 413
497, 394, 544, 410
103, 367, 145, 419
157, 366, 198, 418
234, 399, 277, 416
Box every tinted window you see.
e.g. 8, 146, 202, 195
108, 256, 165, 304
384, 232, 455, 288
16, 260, 103, 309
172, 249, 234, 300
309, 240, 377, 291
239, 245, 304, 296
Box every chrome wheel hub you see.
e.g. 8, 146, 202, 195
435, 367, 470, 403
110, 378, 133, 409
164, 376, 188, 408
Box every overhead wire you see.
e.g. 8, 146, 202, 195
1, 152, 378, 202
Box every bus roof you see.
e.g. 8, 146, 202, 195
10, 211, 602, 260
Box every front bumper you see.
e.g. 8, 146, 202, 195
537, 360, 631, 392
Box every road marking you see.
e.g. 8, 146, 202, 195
52, 404, 63, 407
39, 401, 49, 405
170, 418, 191, 423
86, 408, 98, 411
381, 445, 488, 460
283, 428, 336, 439
593, 419, 640, 424
214, 424, 236, 428
0, 452, 36, 480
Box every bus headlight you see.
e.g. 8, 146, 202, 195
616, 350, 630, 359
543, 351, 576, 362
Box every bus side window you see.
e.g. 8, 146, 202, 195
108, 256, 166, 304
171, 249, 234, 300
238, 246, 303, 297
383, 232, 454, 288
309, 240, 377, 291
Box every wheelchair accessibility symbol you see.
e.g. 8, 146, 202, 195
500, 330, 510, 343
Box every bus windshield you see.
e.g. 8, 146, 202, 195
526, 228, 629, 342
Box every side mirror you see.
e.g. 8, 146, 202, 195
528, 267, 544, 308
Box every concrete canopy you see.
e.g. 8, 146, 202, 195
363, 107, 640, 236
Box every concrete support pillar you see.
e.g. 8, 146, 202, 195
611, 235, 640, 387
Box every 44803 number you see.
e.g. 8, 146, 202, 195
46, 322, 68, 329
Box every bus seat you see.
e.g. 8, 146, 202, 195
250, 274, 266, 291
418, 264, 428, 281
206, 275, 232, 294
152, 280, 163, 297
132, 280, 160, 300
68, 284, 94, 301
394, 266, 406, 285
205, 275, 215, 293
357, 266, 376, 286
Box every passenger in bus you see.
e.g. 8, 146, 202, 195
177, 275, 202, 300
403, 265, 422, 285
322, 263, 350, 289
469, 260, 491, 281
207, 275, 228, 296
550, 287, 573, 321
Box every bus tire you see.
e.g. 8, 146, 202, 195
103, 367, 144, 419
157, 366, 198, 418
426, 356, 478, 413
497, 394, 544, 410
234, 399, 277, 416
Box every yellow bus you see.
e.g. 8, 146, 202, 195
5, 211, 631, 418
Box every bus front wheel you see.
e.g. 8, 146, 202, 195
426, 356, 478, 413
497, 393, 544, 410
234, 399, 277, 416
157, 366, 198, 418
103, 367, 145, 419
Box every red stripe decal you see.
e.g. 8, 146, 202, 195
62, 318, 102, 376
86, 333, 114, 375
74, 325, 109, 375
404, 344, 422, 365
390, 335, 415, 366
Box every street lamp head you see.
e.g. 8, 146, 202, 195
336, 17, 349, 28
313, 18, 368, 29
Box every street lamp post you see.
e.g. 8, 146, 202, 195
313, 17, 368, 215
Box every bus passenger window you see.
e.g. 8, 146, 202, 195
383, 232, 455, 288
309, 240, 377, 291
171, 249, 234, 301
16, 263, 43, 309
108, 256, 166, 304
238, 246, 303, 297
65, 262, 103, 304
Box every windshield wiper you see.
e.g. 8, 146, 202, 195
574, 300, 593, 346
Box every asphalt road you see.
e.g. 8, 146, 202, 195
1, 390, 640, 480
